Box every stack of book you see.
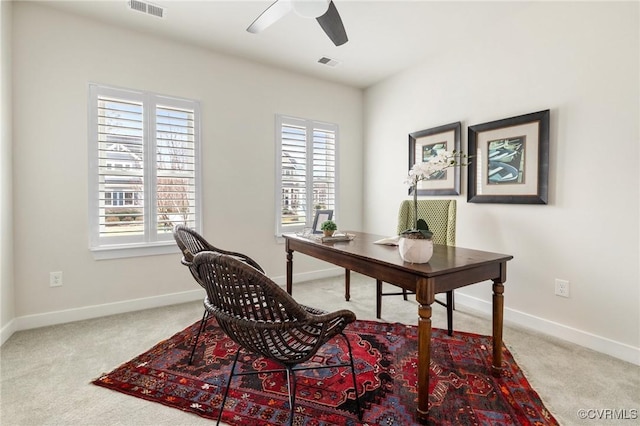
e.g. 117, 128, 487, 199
310, 233, 355, 243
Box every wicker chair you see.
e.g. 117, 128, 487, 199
172, 225, 264, 364
192, 251, 362, 426
378, 199, 457, 335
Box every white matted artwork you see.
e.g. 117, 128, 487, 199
408, 122, 462, 196
468, 110, 550, 204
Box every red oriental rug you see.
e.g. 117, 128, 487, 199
93, 319, 558, 425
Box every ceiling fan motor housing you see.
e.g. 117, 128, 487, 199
293, 0, 331, 18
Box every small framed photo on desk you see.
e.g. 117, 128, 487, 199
312, 210, 333, 234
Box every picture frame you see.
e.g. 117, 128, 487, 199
408, 122, 462, 196
468, 110, 550, 204
312, 210, 333, 234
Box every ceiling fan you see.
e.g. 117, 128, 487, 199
247, 0, 348, 47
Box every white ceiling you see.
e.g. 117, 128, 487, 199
38, 0, 533, 89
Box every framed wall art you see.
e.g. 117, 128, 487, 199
467, 109, 550, 204
408, 122, 462, 196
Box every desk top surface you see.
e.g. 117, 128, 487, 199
284, 231, 513, 277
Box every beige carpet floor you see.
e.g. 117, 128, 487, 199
1, 272, 638, 425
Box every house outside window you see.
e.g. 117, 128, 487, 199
275, 115, 338, 236
88, 84, 201, 258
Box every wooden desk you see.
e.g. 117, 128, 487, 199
284, 231, 513, 423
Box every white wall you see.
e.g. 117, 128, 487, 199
1, 0, 15, 344
363, 2, 639, 364
5, 1, 638, 366
9, 3, 362, 326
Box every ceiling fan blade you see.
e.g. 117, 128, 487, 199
247, 0, 293, 34
316, 1, 348, 46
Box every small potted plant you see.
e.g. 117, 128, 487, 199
320, 219, 337, 237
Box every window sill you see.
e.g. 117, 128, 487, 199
90, 242, 179, 260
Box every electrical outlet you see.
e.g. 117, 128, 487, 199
555, 279, 569, 298
50, 271, 63, 287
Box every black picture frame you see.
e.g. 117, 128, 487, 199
468, 110, 550, 204
312, 210, 333, 234
408, 122, 462, 196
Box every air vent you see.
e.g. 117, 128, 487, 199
318, 57, 340, 67
128, 0, 165, 18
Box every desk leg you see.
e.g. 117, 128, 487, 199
416, 278, 434, 423
491, 280, 504, 376
345, 269, 351, 301
286, 248, 293, 295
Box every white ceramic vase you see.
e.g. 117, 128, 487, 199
398, 237, 434, 264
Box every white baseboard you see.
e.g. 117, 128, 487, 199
454, 292, 640, 366
3, 288, 204, 344
270, 267, 343, 287
0, 269, 341, 346
0, 317, 17, 347
275, 269, 639, 366
3, 269, 638, 367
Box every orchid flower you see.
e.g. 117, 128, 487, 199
403, 150, 468, 237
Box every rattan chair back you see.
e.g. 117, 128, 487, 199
193, 251, 356, 365
172, 225, 266, 365
172, 225, 264, 277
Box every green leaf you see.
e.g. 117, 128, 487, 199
419, 229, 433, 239
400, 226, 433, 239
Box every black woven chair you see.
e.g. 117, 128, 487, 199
192, 251, 362, 426
172, 225, 264, 364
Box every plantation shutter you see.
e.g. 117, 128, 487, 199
89, 84, 201, 255
280, 121, 308, 226
155, 104, 197, 235
276, 115, 338, 236
311, 126, 336, 215
96, 95, 145, 240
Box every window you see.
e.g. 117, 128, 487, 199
275, 115, 338, 236
89, 84, 201, 257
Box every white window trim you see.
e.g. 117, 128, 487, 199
90, 241, 180, 260
274, 114, 339, 238
88, 83, 202, 259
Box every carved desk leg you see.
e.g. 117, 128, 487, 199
491, 279, 504, 377
416, 278, 435, 423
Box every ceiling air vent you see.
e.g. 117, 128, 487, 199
318, 57, 340, 67
128, 0, 165, 18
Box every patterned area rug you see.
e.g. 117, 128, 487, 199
93, 319, 558, 425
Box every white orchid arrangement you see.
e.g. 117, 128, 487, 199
402, 149, 468, 239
